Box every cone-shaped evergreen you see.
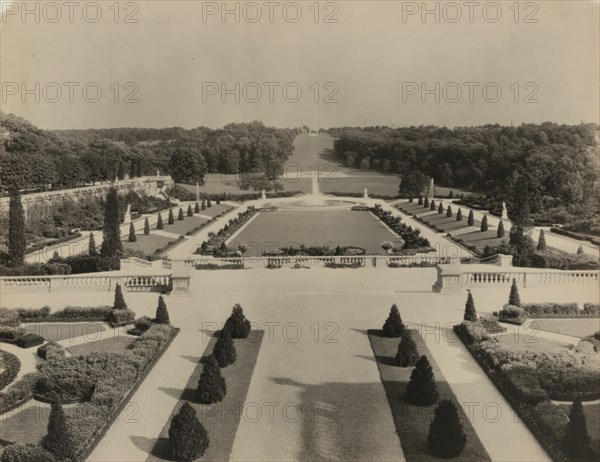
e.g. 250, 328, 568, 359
224, 304, 251, 338
88, 232, 97, 256
456, 208, 462, 221
207, 198, 212, 207
187, 205, 193, 217
41, 394, 76, 461
157, 213, 164, 229
100, 187, 123, 258
168, 401, 210, 461
577, 245, 584, 255
128, 222, 137, 242
463, 290, 477, 321
481, 215, 488, 231
382, 303, 405, 338
430, 199, 436, 211
446, 205, 453, 217
418, 197, 423, 205
427, 399, 467, 458
213, 327, 237, 367
178, 208, 184, 220
196, 355, 226, 403
438, 202, 444, 214
220, 241, 227, 252
468, 210, 474, 226
155, 295, 170, 324
508, 279, 521, 306
406, 355, 439, 406
216, 197, 220, 205
113, 283, 128, 310
497, 220, 505, 238
144, 217, 150, 235
201, 199, 206, 210
168, 209, 174, 224
563, 396, 591, 460
409, 196, 413, 203
395, 330, 419, 367
195, 202, 200, 213
537, 229, 547, 251
424, 197, 429, 208
8, 190, 26, 266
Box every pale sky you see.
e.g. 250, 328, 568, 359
1, 0, 598, 129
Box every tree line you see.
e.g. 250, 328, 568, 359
0, 113, 298, 193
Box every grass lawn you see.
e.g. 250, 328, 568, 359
159, 215, 209, 237
493, 330, 573, 352
21, 322, 107, 342
0, 403, 50, 450
123, 234, 173, 255
558, 402, 600, 456
527, 319, 600, 338
147, 331, 264, 462
229, 210, 402, 256
368, 329, 491, 462
420, 213, 472, 232
66, 336, 136, 356
196, 204, 233, 218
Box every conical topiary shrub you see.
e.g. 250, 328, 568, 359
216, 196, 221, 205
213, 327, 237, 367
201, 199, 206, 210
187, 204, 193, 217
144, 217, 150, 235
424, 197, 429, 208
395, 330, 419, 367
113, 283, 127, 310
563, 396, 591, 460
481, 215, 488, 231
508, 279, 521, 307
157, 213, 164, 229
168, 209, 174, 224
382, 303, 405, 338
430, 199, 436, 211
178, 208, 184, 220
155, 295, 170, 324
468, 210, 474, 226
128, 222, 137, 242
195, 202, 200, 213
207, 197, 212, 208
456, 208, 462, 221
224, 304, 251, 339
196, 355, 226, 403
427, 399, 467, 458
418, 197, 423, 205
497, 220, 505, 238
446, 205, 452, 217
169, 401, 210, 461
88, 232, 97, 256
463, 290, 477, 321
537, 229, 547, 251
41, 394, 76, 461
438, 202, 444, 214
406, 355, 439, 406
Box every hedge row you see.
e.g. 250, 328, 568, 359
0, 351, 21, 392
26, 232, 82, 255
550, 227, 600, 246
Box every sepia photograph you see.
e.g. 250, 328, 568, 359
0, 1, 599, 461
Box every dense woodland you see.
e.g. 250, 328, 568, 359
0, 113, 298, 192
328, 124, 600, 230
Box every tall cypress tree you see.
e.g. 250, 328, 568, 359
155, 295, 170, 324
195, 202, 200, 213
8, 189, 26, 266
424, 197, 429, 208
406, 355, 439, 406
537, 229, 547, 251
497, 220, 505, 238
100, 187, 123, 258
563, 396, 591, 460
144, 217, 150, 235
88, 232, 97, 256
456, 208, 462, 221
438, 202, 444, 214
128, 222, 137, 242
468, 210, 474, 226
187, 204, 194, 217
446, 205, 453, 217
430, 199, 436, 211
463, 290, 477, 321
481, 215, 488, 232
178, 208, 184, 220
113, 283, 128, 310
157, 213, 164, 229
168, 208, 175, 224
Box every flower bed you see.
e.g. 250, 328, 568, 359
195, 263, 245, 270
195, 207, 257, 256
370, 205, 431, 250
324, 261, 363, 269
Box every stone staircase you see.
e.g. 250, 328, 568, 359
448, 226, 479, 236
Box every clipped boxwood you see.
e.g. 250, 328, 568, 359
37, 342, 66, 361
108, 309, 136, 327
16, 333, 44, 349
0, 350, 21, 391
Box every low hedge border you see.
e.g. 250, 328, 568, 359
453, 324, 589, 462
78, 327, 180, 461
550, 227, 600, 246
19, 317, 108, 324
0, 351, 21, 392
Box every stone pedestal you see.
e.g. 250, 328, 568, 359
433, 263, 465, 294
496, 255, 514, 267
171, 271, 191, 292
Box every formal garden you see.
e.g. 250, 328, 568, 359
453, 284, 600, 462
0, 287, 178, 461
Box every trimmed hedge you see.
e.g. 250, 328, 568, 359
529, 252, 598, 270
550, 227, 600, 246
0, 351, 21, 391
37, 342, 66, 361
16, 333, 44, 348
108, 309, 136, 327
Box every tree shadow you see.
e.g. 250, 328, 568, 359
131, 435, 173, 460
355, 353, 397, 366
158, 386, 196, 402
181, 354, 201, 363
